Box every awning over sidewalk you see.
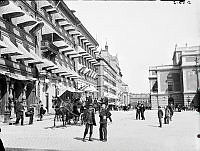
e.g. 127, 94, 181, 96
0, 70, 37, 81
83, 85, 98, 92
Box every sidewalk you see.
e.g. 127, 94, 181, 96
0, 113, 55, 127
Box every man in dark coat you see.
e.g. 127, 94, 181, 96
99, 104, 112, 142
82, 104, 96, 141
136, 103, 141, 120
140, 104, 145, 120
15, 101, 24, 125
158, 106, 164, 128
27, 105, 34, 124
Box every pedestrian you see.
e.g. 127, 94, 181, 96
99, 103, 112, 142
164, 106, 170, 124
168, 104, 174, 121
15, 100, 24, 125
140, 104, 145, 120
27, 105, 34, 124
158, 106, 164, 128
82, 104, 96, 142
39, 104, 46, 121
136, 103, 141, 120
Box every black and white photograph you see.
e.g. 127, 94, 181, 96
0, 0, 199, 151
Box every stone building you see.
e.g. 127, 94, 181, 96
149, 45, 200, 109
0, 0, 99, 122
96, 44, 123, 106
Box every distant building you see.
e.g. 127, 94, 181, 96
129, 93, 150, 108
96, 44, 123, 106
149, 45, 200, 109
121, 82, 129, 106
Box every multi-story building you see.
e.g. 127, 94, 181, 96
96, 44, 123, 106
120, 82, 129, 106
149, 45, 200, 109
0, 0, 99, 122
129, 93, 150, 108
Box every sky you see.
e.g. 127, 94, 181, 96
65, 0, 200, 93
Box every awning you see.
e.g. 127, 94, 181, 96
69, 30, 81, 36
57, 19, 71, 26
1, 36, 23, 56
1, 1, 24, 17
0, 39, 7, 48
64, 25, 75, 31
53, 41, 67, 47
84, 85, 98, 92
41, 58, 58, 69
59, 46, 75, 54
13, 43, 38, 61
82, 39, 90, 44
29, 22, 44, 35
69, 54, 82, 59
1, 70, 37, 81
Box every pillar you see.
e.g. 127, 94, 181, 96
4, 77, 10, 123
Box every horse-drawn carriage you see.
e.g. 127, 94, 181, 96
53, 98, 81, 127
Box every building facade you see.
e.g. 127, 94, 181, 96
129, 93, 150, 108
0, 0, 99, 122
96, 44, 123, 106
149, 45, 200, 109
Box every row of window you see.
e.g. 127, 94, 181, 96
103, 66, 116, 80
103, 85, 116, 95
103, 76, 116, 87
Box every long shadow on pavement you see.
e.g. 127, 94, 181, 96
74, 137, 101, 142
44, 125, 71, 129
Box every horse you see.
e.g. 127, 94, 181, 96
53, 98, 79, 127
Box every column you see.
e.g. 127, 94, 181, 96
4, 77, 10, 123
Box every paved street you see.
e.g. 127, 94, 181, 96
0, 110, 199, 151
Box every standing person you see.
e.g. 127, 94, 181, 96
15, 100, 24, 125
82, 104, 96, 142
28, 105, 34, 124
158, 106, 164, 128
168, 104, 174, 121
136, 103, 141, 120
39, 104, 46, 121
140, 104, 145, 120
164, 106, 170, 124
99, 104, 112, 142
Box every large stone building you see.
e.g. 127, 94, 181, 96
149, 45, 200, 109
0, 0, 99, 122
96, 44, 123, 106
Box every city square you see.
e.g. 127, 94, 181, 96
1, 110, 199, 151
0, 0, 200, 151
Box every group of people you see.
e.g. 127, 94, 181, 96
135, 103, 146, 120
12, 100, 46, 126
82, 103, 112, 142
158, 105, 174, 128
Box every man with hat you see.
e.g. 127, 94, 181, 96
99, 103, 112, 142
158, 106, 164, 128
15, 100, 25, 125
82, 103, 96, 141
